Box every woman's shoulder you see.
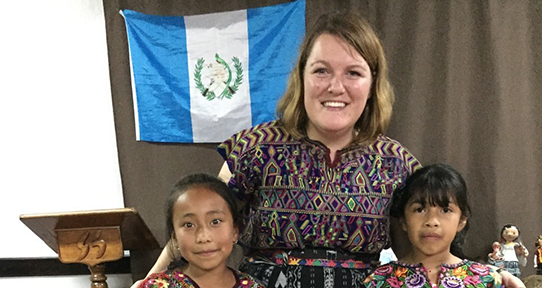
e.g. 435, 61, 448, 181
218, 120, 295, 158
231, 120, 284, 137
235, 270, 266, 288
366, 135, 421, 168
368, 135, 410, 153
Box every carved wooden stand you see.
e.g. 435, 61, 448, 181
20, 208, 159, 288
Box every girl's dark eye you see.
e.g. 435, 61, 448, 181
211, 219, 222, 225
442, 207, 452, 213
183, 222, 194, 228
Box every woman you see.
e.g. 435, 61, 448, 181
214, 11, 418, 288
134, 12, 524, 288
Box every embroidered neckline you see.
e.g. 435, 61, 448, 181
391, 258, 468, 269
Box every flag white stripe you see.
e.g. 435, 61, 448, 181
120, 10, 141, 141
185, 10, 252, 142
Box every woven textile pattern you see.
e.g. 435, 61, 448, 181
362, 260, 503, 288
140, 268, 265, 288
218, 121, 421, 254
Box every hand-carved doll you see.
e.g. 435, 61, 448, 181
497, 224, 529, 277
488, 241, 504, 268
535, 235, 542, 275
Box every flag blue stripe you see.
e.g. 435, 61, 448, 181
247, 0, 305, 126
123, 10, 193, 142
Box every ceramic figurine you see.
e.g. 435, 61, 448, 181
535, 235, 542, 275
496, 224, 528, 277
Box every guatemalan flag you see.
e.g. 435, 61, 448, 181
121, 1, 305, 143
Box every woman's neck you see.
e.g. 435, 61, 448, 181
306, 126, 355, 161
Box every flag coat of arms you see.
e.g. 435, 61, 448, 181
121, 1, 305, 143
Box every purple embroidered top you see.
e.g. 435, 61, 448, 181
218, 121, 421, 255
363, 260, 504, 288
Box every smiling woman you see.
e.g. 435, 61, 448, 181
303, 33, 373, 156
215, 12, 421, 288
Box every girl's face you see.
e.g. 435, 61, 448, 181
403, 197, 466, 261
172, 186, 238, 275
303, 33, 372, 143
502, 226, 519, 243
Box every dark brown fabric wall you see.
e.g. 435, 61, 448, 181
102, 0, 542, 279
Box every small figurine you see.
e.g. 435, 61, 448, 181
488, 241, 504, 268
535, 235, 542, 275
496, 224, 529, 277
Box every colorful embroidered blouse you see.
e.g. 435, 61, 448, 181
362, 260, 503, 288
140, 268, 265, 288
217, 121, 421, 255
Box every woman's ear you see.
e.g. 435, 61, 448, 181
457, 217, 467, 232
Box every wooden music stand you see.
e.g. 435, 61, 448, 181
20, 208, 159, 288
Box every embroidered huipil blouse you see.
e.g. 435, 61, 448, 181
217, 121, 421, 255
140, 269, 264, 288
363, 260, 503, 288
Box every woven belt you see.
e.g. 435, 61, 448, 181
247, 249, 378, 269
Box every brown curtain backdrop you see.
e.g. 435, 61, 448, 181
102, 0, 542, 279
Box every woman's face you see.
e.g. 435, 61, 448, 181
303, 33, 373, 142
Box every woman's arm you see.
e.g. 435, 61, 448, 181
487, 264, 526, 288
499, 269, 525, 288
129, 243, 174, 288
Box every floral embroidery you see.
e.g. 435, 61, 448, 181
387, 276, 403, 288
405, 274, 426, 288
463, 275, 480, 286
441, 276, 464, 288
375, 265, 394, 275
395, 266, 409, 278
140, 268, 265, 288
468, 263, 489, 276
363, 260, 502, 288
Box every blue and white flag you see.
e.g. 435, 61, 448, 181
121, 1, 305, 143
